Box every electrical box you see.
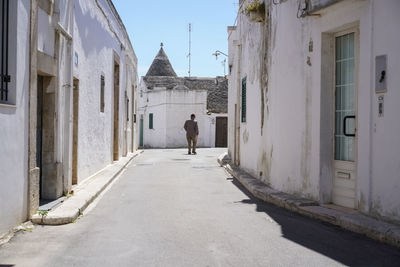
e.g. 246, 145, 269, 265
375, 55, 387, 93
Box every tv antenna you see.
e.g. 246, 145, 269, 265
212, 50, 228, 76
187, 23, 192, 77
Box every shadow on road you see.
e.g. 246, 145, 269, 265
230, 178, 400, 267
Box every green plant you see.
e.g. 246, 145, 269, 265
245, 0, 265, 15
37, 210, 48, 217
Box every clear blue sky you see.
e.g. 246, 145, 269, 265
112, 1, 238, 78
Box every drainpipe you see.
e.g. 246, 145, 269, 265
368, 0, 374, 215
54, 0, 74, 195
235, 43, 241, 166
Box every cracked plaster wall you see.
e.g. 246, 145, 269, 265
228, 0, 400, 222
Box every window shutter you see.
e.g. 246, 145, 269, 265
100, 76, 105, 112
149, 113, 153, 129
241, 77, 246, 123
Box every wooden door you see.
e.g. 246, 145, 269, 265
215, 117, 228, 147
113, 63, 120, 161
37, 75, 44, 198
72, 79, 79, 184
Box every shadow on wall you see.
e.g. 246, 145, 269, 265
229, 178, 400, 266
74, 1, 120, 67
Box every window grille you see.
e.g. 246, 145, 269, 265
0, 0, 10, 103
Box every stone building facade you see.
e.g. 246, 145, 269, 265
138, 45, 228, 148
228, 0, 400, 222
0, 0, 138, 238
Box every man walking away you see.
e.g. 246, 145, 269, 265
184, 114, 199, 155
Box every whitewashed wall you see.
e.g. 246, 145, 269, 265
0, 0, 138, 237
0, 0, 30, 238
138, 81, 223, 148
73, 0, 137, 182
228, 0, 400, 222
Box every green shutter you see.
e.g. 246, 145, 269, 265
241, 77, 246, 123
149, 113, 153, 129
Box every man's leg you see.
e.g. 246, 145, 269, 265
192, 136, 198, 154
187, 136, 192, 154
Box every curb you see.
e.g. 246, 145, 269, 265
0, 222, 35, 247
218, 152, 400, 248
31, 151, 143, 225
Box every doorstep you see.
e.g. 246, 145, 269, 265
31, 151, 143, 225
217, 152, 400, 248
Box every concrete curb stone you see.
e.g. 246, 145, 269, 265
31, 151, 143, 225
218, 152, 400, 248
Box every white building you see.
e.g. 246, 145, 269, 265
138, 45, 228, 149
0, 0, 138, 238
228, 0, 400, 222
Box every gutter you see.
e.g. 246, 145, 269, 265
301, 0, 344, 17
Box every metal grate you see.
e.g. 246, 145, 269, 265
0, 0, 10, 102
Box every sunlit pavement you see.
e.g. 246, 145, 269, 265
1, 148, 399, 267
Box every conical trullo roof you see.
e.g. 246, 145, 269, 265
145, 44, 177, 77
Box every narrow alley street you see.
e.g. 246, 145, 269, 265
1, 149, 400, 267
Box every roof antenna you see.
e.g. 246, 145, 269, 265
187, 23, 192, 77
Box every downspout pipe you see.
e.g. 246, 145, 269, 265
235, 43, 241, 166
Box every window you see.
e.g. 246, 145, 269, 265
0, 0, 11, 103
126, 98, 129, 121
334, 32, 355, 161
74, 52, 78, 66
149, 113, 153, 129
100, 75, 105, 112
241, 77, 246, 123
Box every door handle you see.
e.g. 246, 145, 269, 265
343, 115, 356, 137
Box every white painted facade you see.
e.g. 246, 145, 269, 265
0, 0, 138, 238
138, 84, 226, 148
228, 0, 400, 222
0, 0, 30, 239
73, 0, 138, 181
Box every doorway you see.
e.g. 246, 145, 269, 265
139, 115, 144, 148
234, 104, 240, 166
37, 76, 44, 198
123, 92, 128, 156
72, 78, 79, 185
113, 62, 120, 161
332, 30, 358, 209
37, 75, 58, 200
215, 117, 228, 147
131, 85, 135, 152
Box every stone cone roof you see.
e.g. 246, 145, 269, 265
145, 47, 177, 77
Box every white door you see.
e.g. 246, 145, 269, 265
332, 30, 358, 209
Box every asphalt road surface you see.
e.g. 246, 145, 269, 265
1, 148, 400, 267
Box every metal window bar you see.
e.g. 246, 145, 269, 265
1, 0, 10, 102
